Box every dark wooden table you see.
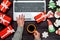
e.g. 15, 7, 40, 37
0, 0, 60, 40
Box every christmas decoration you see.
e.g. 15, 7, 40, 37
48, 0, 56, 9
56, 8, 60, 12
0, 0, 11, 12
34, 11, 54, 23
34, 11, 46, 23
0, 12, 12, 26
54, 19, 60, 27
42, 31, 49, 38
47, 10, 54, 18
56, 28, 60, 35
47, 19, 55, 32
0, 25, 15, 39
56, 0, 60, 6
54, 8, 60, 18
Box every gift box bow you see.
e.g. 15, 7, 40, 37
0, 12, 12, 26
0, 0, 11, 12
34, 11, 54, 23
34, 12, 46, 23
0, 25, 15, 39
46, 11, 54, 18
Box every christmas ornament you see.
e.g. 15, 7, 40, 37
54, 19, 60, 27
54, 8, 60, 18
0, 25, 15, 39
47, 10, 54, 18
47, 19, 55, 32
0, 12, 12, 26
48, 0, 56, 9
56, 0, 60, 6
0, 0, 11, 12
42, 31, 49, 38
56, 28, 60, 35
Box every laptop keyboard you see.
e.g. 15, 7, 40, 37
15, 2, 44, 12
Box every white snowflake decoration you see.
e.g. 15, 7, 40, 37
56, 0, 60, 6
42, 31, 49, 38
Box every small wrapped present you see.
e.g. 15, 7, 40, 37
0, 12, 12, 26
34, 12, 46, 23
0, 25, 15, 39
0, 0, 11, 12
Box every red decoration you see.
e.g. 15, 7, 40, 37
34, 11, 54, 23
0, 25, 15, 39
0, 12, 12, 26
34, 12, 46, 23
0, 0, 11, 12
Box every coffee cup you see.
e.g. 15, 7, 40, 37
27, 24, 36, 33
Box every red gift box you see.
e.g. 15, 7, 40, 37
0, 25, 15, 39
34, 12, 46, 23
0, 0, 11, 12
0, 12, 12, 26
34, 11, 54, 23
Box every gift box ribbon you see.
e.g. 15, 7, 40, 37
0, 15, 10, 24
1, 0, 8, 11
1, 26, 15, 38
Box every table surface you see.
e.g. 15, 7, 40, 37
0, 0, 60, 40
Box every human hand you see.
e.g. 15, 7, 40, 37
16, 14, 25, 27
33, 31, 40, 40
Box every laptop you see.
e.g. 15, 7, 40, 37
15, 0, 43, 1
13, 1, 46, 21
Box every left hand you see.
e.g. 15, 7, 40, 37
16, 14, 25, 27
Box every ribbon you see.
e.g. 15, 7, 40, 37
46, 11, 54, 18
36, 15, 46, 21
1, 0, 8, 11
36, 12, 46, 21
0, 15, 10, 24
7, 27, 15, 33
1, 27, 15, 38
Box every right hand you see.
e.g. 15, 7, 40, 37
33, 31, 40, 40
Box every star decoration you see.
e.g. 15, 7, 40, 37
42, 31, 49, 38
56, 0, 60, 6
